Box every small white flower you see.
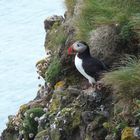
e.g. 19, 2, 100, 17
24, 112, 27, 117
47, 82, 51, 88
59, 128, 63, 131
51, 123, 56, 130
23, 123, 26, 127
39, 114, 46, 120
100, 105, 105, 111
21, 130, 24, 134
50, 99, 53, 103
29, 133, 34, 138
46, 103, 49, 107
15, 126, 18, 131
43, 108, 48, 112
30, 113, 34, 118
37, 64, 42, 68
34, 117, 39, 122
44, 63, 48, 67
63, 119, 66, 124
55, 117, 58, 121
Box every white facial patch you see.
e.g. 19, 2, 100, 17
73, 42, 87, 53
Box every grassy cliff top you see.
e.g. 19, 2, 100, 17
65, 0, 140, 40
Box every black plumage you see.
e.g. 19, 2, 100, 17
77, 41, 107, 80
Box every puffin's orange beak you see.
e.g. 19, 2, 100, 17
68, 45, 75, 55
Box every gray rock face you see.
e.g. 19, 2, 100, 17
89, 25, 120, 66
134, 127, 140, 138
82, 111, 94, 124
44, 15, 64, 31
67, 86, 81, 96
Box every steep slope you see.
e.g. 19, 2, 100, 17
1, 0, 140, 140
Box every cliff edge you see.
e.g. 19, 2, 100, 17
1, 0, 140, 140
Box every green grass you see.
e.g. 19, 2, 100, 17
54, 30, 67, 46
75, 0, 140, 40
46, 25, 67, 50
103, 56, 140, 98
45, 57, 61, 84
119, 21, 134, 41
65, 0, 76, 16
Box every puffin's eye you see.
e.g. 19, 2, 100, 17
77, 44, 80, 47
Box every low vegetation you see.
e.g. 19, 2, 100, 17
119, 21, 134, 40
103, 56, 140, 98
20, 108, 44, 139
46, 25, 67, 51
45, 57, 61, 84
75, 0, 140, 40
64, 0, 76, 16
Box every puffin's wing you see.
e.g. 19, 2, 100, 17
82, 57, 105, 78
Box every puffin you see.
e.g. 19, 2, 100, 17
68, 41, 107, 86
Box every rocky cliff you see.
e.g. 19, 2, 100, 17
1, 0, 140, 140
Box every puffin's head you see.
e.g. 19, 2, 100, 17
68, 41, 89, 55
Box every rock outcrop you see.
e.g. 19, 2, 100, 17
44, 15, 64, 32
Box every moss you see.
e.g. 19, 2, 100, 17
52, 22, 61, 29
71, 111, 81, 129
49, 97, 60, 113
121, 127, 136, 140
50, 129, 61, 140
91, 115, 107, 130
49, 92, 66, 113
61, 107, 72, 114
85, 135, 92, 140
20, 108, 44, 139
19, 104, 29, 118
54, 81, 65, 90
57, 107, 81, 133
35, 130, 49, 140
65, 74, 81, 86
1, 132, 18, 140
103, 122, 111, 129
45, 57, 61, 84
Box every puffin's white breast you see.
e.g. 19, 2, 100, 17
75, 54, 96, 84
